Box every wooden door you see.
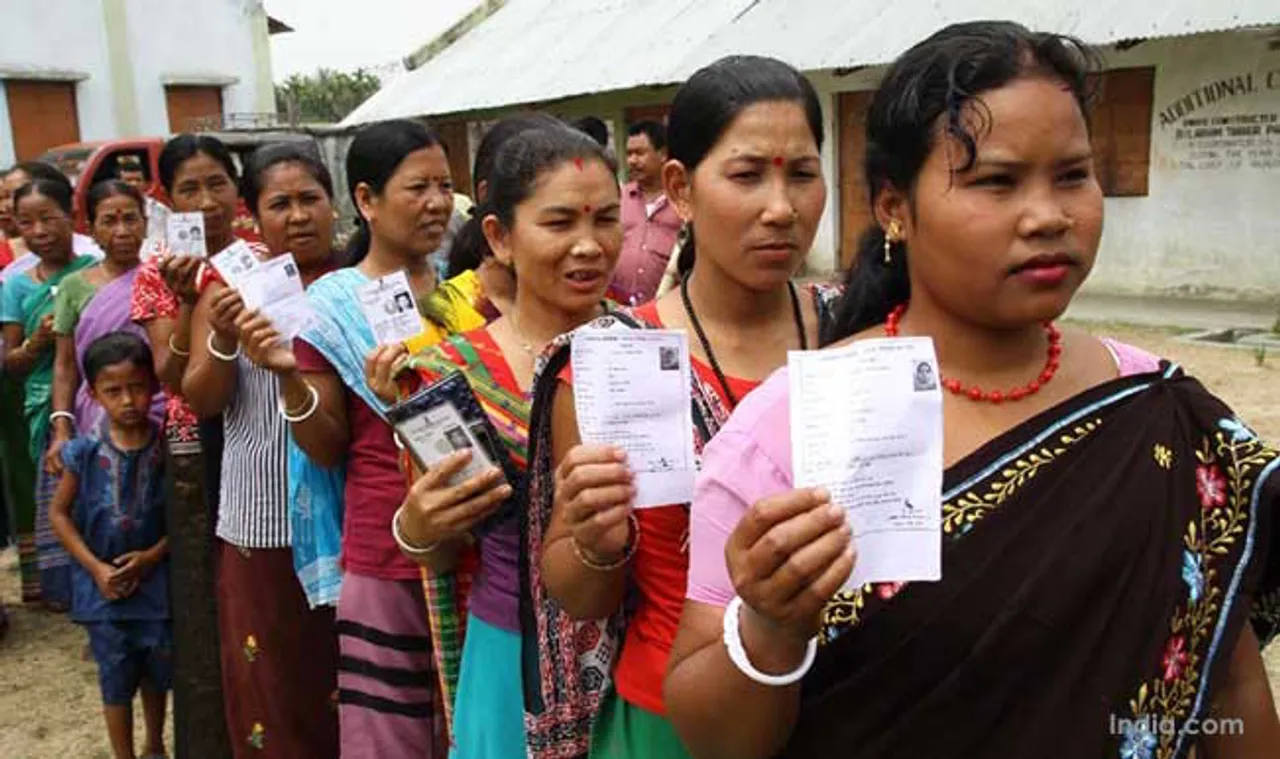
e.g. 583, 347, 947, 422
434, 120, 473, 198
837, 90, 875, 271
165, 85, 224, 133
5, 80, 80, 160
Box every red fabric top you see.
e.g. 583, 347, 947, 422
294, 338, 422, 581
560, 300, 759, 715
0, 238, 14, 270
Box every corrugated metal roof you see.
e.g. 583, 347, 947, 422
343, 0, 1279, 125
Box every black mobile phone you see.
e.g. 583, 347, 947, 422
386, 371, 517, 533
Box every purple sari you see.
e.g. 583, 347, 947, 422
73, 268, 166, 436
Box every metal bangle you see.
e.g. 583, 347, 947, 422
572, 511, 640, 571
278, 383, 320, 424
206, 332, 240, 362
167, 333, 191, 358
392, 505, 439, 556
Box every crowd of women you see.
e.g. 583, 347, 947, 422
0, 18, 1278, 759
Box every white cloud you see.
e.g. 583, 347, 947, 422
267, 0, 480, 80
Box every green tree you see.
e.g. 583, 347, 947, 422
275, 68, 383, 125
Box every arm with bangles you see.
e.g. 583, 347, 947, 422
363, 343, 510, 574
182, 281, 242, 418
664, 425, 854, 759
46, 333, 79, 473
2, 318, 53, 376
235, 310, 350, 469
539, 381, 637, 620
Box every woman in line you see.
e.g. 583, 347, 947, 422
443, 115, 563, 321
245, 120, 477, 759
48, 181, 165, 468
665, 22, 1280, 759
1, 175, 97, 610
386, 120, 622, 758
526, 55, 836, 757
129, 133, 256, 759
181, 142, 340, 758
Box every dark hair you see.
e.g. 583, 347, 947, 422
241, 142, 334, 217
667, 55, 824, 279
10, 160, 67, 185
14, 177, 74, 216
86, 180, 145, 224
447, 113, 564, 278
158, 134, 239, 196
824, 22, 1096, 344
115, 154, 145, 174
571, 116, 610, 148
627, 120, 667, 152
344, 119, 446, 265
84, 331, 155, 388
486, 122, 617, 231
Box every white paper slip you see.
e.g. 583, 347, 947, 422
238, 254, 317, 339
165, 212, 207, 258
240, 254, 304, 311
209, 240, 262, 291
571, 327, 696, 508
260, 291, 319, 340
145, 199, 170, 244
788, 337, 944, 589
356, 270, 424, 345
139, 237, 165, 262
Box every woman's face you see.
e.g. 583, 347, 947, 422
887, 76, 1104, 328
169, 151, 239, 250
359, 145, 454, 262
255, 162, 334, 269
15, 191, 73, 263
668, 100, 827, 291
91, 194, 145, 266
485, 157, 622, 315
0, 170, 24, 236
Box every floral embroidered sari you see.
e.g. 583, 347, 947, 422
780, 363, 1278, 759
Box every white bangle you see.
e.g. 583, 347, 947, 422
391, 505, 439, 556
50, 410, 76, 425
206, 332, 240, 362
278, 383, 319, 423
722, 596, 817, 687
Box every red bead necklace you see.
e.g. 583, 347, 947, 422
884, 304, 1062, 404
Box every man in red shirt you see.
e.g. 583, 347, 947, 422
611, 120, 682, 306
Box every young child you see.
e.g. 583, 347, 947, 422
49, 331, 170, 759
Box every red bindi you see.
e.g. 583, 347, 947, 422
583, 204, 593, 214
573, 157, 585, 171
772, 156, 785, 167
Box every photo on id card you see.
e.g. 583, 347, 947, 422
386, 371, 517, 534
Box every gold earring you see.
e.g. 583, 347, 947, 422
884, 221, 901, 265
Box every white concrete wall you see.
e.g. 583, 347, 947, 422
818, 30, 1280, 302
1092, 31, 1280, 302
0, 0, 117, 157
124, 0, 272, 135
0, 0, 272, 164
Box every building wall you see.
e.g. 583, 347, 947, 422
0, 0, 273, 164
818, 30, 1280, 301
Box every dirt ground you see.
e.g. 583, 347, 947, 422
0, 322, 1277, 757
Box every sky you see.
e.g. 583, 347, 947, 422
267, 0, 480, 81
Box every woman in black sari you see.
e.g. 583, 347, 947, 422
664, 21, 1279, 759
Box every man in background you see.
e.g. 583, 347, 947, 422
611, 120, 681, 306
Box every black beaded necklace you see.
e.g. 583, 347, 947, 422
679, 275, 807, 409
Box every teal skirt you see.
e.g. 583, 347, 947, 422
449, 613, 528, 759
589, 689, 693, 759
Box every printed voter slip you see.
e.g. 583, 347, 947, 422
356, 270, 425, 345
386, 371, 517, 534
788, 336, 944, 589
239, 253, 318, 340
209, 240, 262, 290
165, 212, 207, 258
570, 325, 697, 508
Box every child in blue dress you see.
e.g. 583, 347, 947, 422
49, 331, 170, 759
